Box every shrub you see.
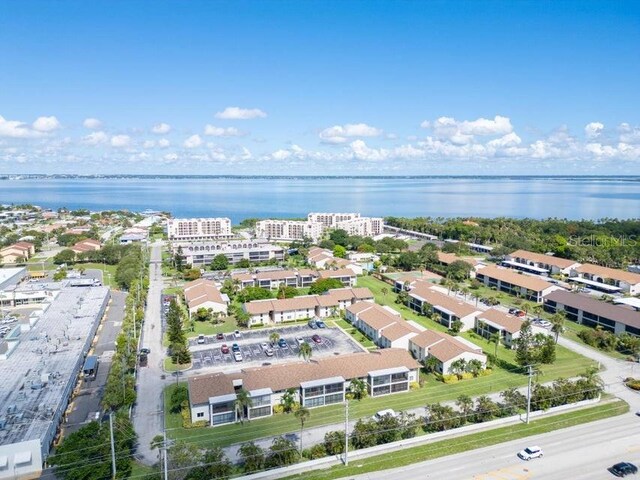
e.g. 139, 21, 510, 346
479, 368, 493, 377
442, 374, 459, 384
460, 372, 474, 380
308, 444, 327, 459
273, 404, 285, 414
409, 381, 420, 390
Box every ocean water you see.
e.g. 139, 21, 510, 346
0, 176, 639, 222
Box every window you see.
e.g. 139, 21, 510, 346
196, 412, 204, 418
372, 375, 390, 386
391, 372, 408, 382
391, 382, 408, 393
325, 393, 344, 404
325, 383, 344, 394
372, 385, 391, 396
304, 386, 325, 397
249, 406, 272, 418
212, 411, 235, 425
304, 396, 325, 408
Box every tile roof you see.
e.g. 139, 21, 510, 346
189, 348, 421, 405
319, 268, 357, 279
437, 252, 478, 267
183, 278, 227, 309
409, 283, 480, 318
508, 250, 579, 269
380, 321, 420, 341
255, 270, 299, 281
476, 264, 554, 292
477, 308, 523, 334
409, 329, 483, 362
356, 303, 401, 330
575, 263, 640, 285
545, 289, 640, 329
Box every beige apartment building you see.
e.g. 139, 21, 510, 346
167, 218, 233, 241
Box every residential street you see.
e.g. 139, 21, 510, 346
133, 241, 170, 465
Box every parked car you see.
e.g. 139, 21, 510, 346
311, 334, 322, 344
308, 319, 318, 329
197, 334, 205, 344
140, 347, 151, 354
372, 409, 397, 421
278, 338, 288, 348
516, 310, 526, 317
232, 343, 240, 352
508, 308, 518, 315
260, 342, 269, 351
610, 462, 638, 477
316, 320, 326, 329
216, 333, 224, 340
233, 330, 242, 339
265, 348, 274, 357
138, 353, 148, 367
296, 336, 306, 346
538, 320, 552, 328
220, 344, 230, 354
517, 446, 543, 461
233, 351, 243, 362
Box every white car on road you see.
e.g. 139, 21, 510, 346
372, 409, 397, 421
233, 352, 243, 362
517, 446, 543, 460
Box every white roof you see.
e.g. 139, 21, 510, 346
569, 277, 622, 292
614, 297, 640, 310
503, 259, 549, 274
14, 451, 32, 464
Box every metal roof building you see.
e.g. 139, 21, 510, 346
0, 285, 109, 479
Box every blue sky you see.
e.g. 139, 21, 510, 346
0, 0, 639, 174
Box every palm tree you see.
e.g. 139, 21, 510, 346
449, 358, 467, 379
532, 304, 544, 318
470, 292, 479, 307
234, 388, 253, 424
298, 342, 313, 362
294, 407, 311, 454
381, 286, 389, 298
456, 394, 474, 423
550, 312, 566, 344
461, 286, 470, 300
489, 332, 501, 363
580, 365, 604, 389
269, 331, 280, 347
349, 378, 368, 400
466, 359, 484, 377
424, 355, 440, 374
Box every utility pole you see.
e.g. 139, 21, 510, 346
109, 412, 116, 479
163, 428, 169, 480
344, 400, 349, 466
526, 365, 533, 424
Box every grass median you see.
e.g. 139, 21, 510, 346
283, 399, 629, 480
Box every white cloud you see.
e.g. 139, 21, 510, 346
271, 149, 292, 160
158, 138, 171, 148
83, 131, 109, 145
584, 122, 604, 139
110, 134, 131, 148
487, 132, 522, 148
214, 107, 267, 120
319, 123, 383, 144
422, 115, 513, 142
349, 139, 388, 161
618, 123, 640, 144
151, 123, 171, 134
83, 118, 102, 129
32, 116, 61, 132
0, 115, 44, 138
143, 140, 156, 149
163, 153, 178, 162
184, 134, 203, 148
204, 125, 243, 137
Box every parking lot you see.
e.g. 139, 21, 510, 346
188, 323, 364, 371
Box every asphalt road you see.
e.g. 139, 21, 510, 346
133, 241, 171, 465
62, 289, 127, 435
347, 414, 640, 480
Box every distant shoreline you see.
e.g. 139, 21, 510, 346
1, 174, 639, 181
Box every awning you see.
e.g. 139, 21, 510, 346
249, 387, 273, 397
502, 260, 549, 274
433, 305, 455, 317
569, 277, 621, 292
368, 366, 409, 377
300, 376, 345, 389
14, 451, 32, 465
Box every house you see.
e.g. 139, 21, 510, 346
504, 249, 580, 276
475, 264, 558, 303
569, 263, 640, 295
188, 348, 420, 426
183, 278, 229, 316
544, 289, 640, 337
475, 308, 524, 348
176, 240, 284, 266
307, 247, 364, 274
0, 242, 35, 263
318, 268, 357, 286
70, 238, 102, 254
243, 287, 374, 326
407, 283, 481, 331
230, 269, 319, 289
408, 330, 487, 374
346, 302, 420, 349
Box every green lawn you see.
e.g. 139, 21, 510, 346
283, 399, 629, 480
331, 319, 376, 350
562, 321, 628, 360
186, 316, 239, 337
165, 275, 595, 449
129, 461, 158, 479
164, 358, 191, 372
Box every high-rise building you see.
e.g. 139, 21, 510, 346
166, 218, 233, 241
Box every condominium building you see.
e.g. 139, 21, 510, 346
504, 249, 580, 276
188, 348, 420, 426
167, 218, 232, 241
255, 220, 324, 242
569, 263, 640, 295
475, 265, 558, 303
173, 240, 285, 267
333, 216, 384, 237
406, 283, 481, 331
307, 212, 361, 228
